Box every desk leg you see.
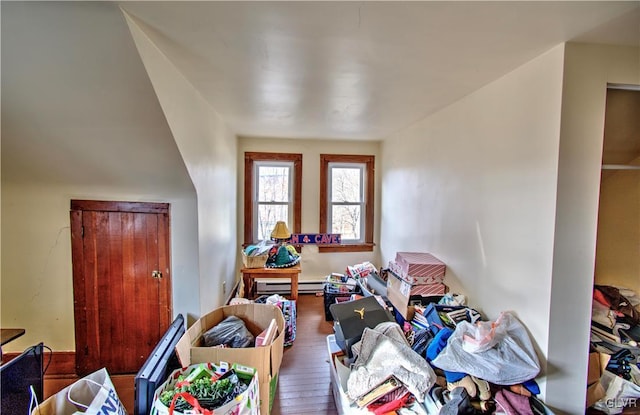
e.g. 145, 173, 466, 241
290, 273, 298, 301
242, 274, 253, 299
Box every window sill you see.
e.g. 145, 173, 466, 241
318, 243, 375, 253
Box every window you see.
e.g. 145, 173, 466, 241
320, 154, 374, 252
244, 152, 302, 245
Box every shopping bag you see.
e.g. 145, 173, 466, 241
30, 368, 127, 415
593, 365, 640, 414
431, 311, 540, 385
151, 362, 259, 415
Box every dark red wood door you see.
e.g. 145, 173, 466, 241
70, 200, 172, 375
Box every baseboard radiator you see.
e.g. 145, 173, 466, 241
256, 279, 325, 295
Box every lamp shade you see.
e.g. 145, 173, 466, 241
270, 221, 291, 240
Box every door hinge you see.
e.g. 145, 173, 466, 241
81, 226, 85, 237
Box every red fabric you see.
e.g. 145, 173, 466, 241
372, 393, 410, 415
593, 289, 611, 308
169, 392, 214, 415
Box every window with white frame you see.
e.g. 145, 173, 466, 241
244, 152, 302, 245
328, 162, 365, 242
254, 161, 293, 241
320, 154, 374, 252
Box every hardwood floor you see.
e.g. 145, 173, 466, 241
272, 293, 338, 415
42, 293, 337, 415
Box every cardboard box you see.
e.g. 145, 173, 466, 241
392, 253, 446, 284
586, 381, 606, 408
386, 270, 413, 319
175, 303, 285, 415
386, 270, 447, 319
388, 260, 445, 285
410, 283, 447, 296
587, 352, 602, 385
326, 335, 369, 415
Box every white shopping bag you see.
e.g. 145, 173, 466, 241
593, 365, 640, 414
30, 368, 127, 415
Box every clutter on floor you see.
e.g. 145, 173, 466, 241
588, 284, 640, 413
173, 302, 288, 415
326, 254, 561, 415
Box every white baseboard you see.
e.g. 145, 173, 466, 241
256, 279, 325, 294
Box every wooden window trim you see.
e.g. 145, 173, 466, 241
319, 154, 375, 253
71, 200, 169, 214
244, 152, 302, 246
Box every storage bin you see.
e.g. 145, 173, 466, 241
323, 283, 362, 321
325, 273, 358, 293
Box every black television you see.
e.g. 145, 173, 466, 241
134, 314, 185, 415
0, 342, 45, 415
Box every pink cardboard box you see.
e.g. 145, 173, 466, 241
389, 260, 444, 285
391, 252, 446, 284
410, 283, 447, 296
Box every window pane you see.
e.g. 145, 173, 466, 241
257, 204, 289, 240
258, 166, 290, 202
331, 168, 361, 203
331, 205, 361, 240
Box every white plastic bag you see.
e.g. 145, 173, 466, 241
461, 312, 511, 353
593, 366, 640, 414
431, 311, 540, 385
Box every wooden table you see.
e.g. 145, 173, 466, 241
0, 328, 25, 346
241, 265, 301, 300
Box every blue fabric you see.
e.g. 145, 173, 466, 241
523, 379, 540, 395
425, 327, 454, 361
425, 327, 466, 382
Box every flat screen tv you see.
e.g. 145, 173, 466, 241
134, 314, 185, 415
1, 342, 45, 415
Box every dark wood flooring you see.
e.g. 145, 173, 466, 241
43, 293, 337, 415
271, 293, 338, 415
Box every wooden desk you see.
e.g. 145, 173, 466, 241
241, 265, 301, 301
1, 328, 25, 346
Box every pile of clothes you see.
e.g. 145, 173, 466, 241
331, 294, 552, 414
591, 285, 640, 350
589, 285, 640, 412
410, 303, 546, 414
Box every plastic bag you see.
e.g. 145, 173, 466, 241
431, 311, 540, 385
461, 313, 510, 353
593, 366, 640, 414
203, 316, 255, 348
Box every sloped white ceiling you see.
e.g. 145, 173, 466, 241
2, 1, 639, 187
121, 1, 639, 140
1, 1, 194, 191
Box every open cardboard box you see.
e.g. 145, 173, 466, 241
175, 303, 285, 415
586, 352, 611, 408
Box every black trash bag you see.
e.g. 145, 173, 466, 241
203, 316, 255, 348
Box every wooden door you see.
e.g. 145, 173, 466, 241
70, 200, 172, 375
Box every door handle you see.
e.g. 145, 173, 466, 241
151, 270, 163, 279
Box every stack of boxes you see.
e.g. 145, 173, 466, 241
386, 252, 447, 319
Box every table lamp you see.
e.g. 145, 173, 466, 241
267, 221, 300, 268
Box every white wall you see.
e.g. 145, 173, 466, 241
125, 12, 238, 316
0, 1, 201, 353
594, 164, 640, 288
0, 182, 199, 352
546, 43, 640, 413
380, 44, 566, 398
238, 137, 381, 280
